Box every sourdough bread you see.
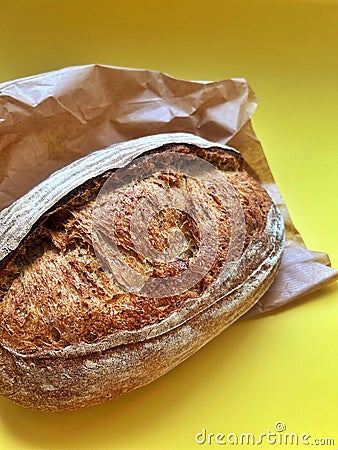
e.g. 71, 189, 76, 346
0, 134, 284, 410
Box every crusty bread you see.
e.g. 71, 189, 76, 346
0, 134, 284, 410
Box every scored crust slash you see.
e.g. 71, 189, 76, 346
0, 133, 284, 410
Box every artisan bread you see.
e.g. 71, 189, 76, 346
0, 133, 284, 410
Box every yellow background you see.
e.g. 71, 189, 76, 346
0, 0, 337, 449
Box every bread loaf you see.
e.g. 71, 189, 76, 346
0, 133, 284, 410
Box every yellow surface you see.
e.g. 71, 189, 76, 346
0, 1, 337, 449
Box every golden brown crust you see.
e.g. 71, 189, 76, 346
0, 145, 271, 354
0, 138, 284, 410
0, 248, 282, 411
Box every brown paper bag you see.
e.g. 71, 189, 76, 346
0, 64, 336, 315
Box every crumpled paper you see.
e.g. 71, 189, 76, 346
0, 64, 336, 315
